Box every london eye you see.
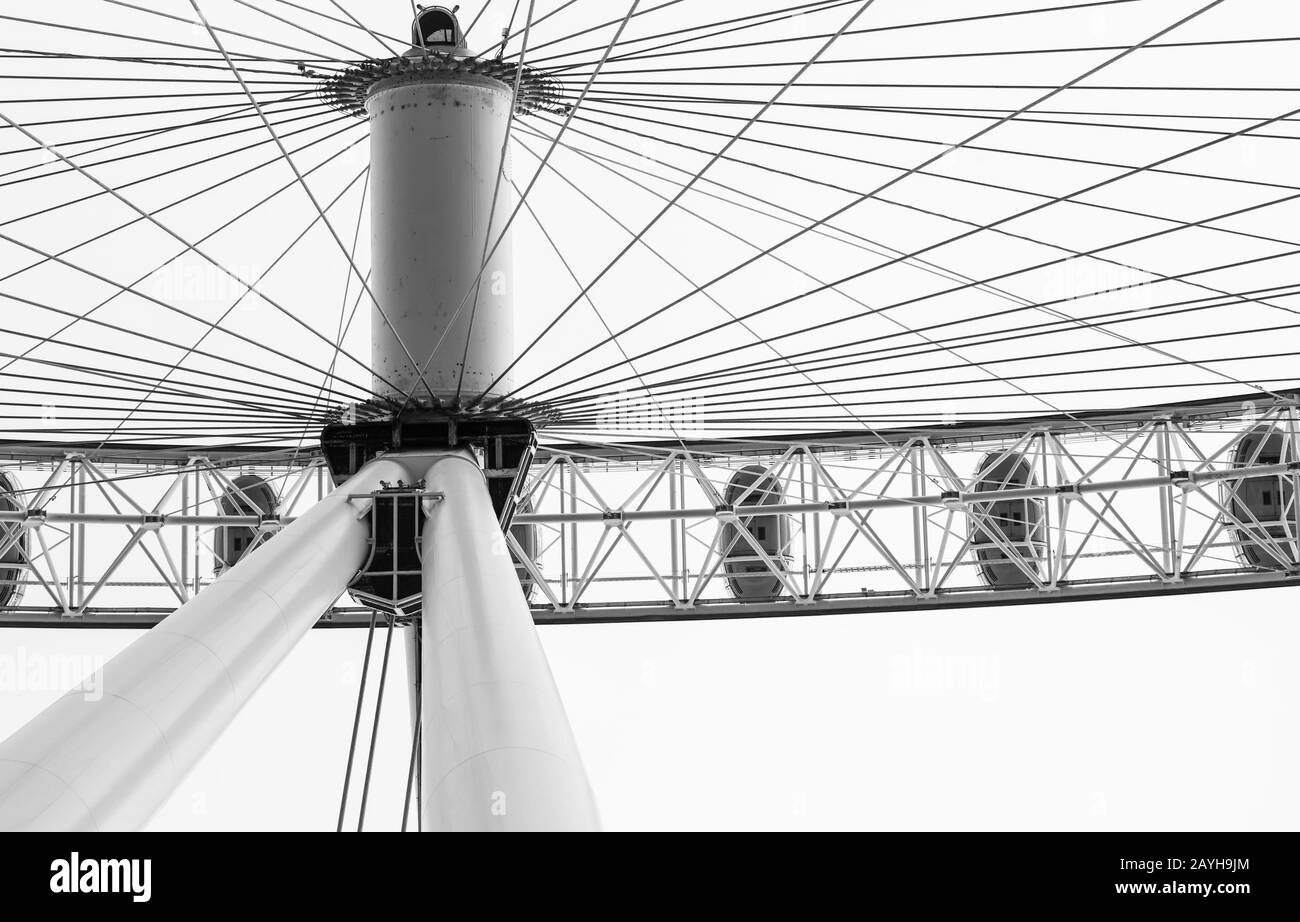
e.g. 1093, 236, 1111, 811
0, 0, 1295, 831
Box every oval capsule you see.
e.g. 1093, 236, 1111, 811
214, 474, 278, 574
1222, 425, 1297, 569
969, 451, 1045, 588
721, 464, 792, 599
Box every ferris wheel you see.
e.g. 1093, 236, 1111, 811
0, 0, 1295, 831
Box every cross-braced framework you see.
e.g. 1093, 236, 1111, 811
510, 393, 1300, 621
0, 445, 354, 626
2, 392, 1295, 627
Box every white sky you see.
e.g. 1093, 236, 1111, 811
3, 584, 1299, 831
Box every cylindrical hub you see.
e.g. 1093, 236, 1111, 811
366, 73, 516, 404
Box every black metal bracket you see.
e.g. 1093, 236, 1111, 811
348, 482, 431, 620
321, 412, 536, 525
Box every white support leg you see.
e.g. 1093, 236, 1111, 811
0, 458, 409, 831
419, 452, 598, 831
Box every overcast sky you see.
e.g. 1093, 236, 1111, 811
3, 583, 1297, 831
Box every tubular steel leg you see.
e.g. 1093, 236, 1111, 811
419, 452, 599, 832
0, 458, 409, 831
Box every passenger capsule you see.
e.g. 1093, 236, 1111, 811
214, 474, 277, 574
0, 471, 26, 608
1223, 425, 1297, 569
969, 451, 1045, 587
721, 464, 792, 599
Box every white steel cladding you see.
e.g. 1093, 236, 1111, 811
419, 453, 598, 831
969, 451, 1047, 588
365, 73, 515, 403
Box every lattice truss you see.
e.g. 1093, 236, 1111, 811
510, 399, 1300, 621
4, 396, 1295, 626
0, 450, 333, 626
